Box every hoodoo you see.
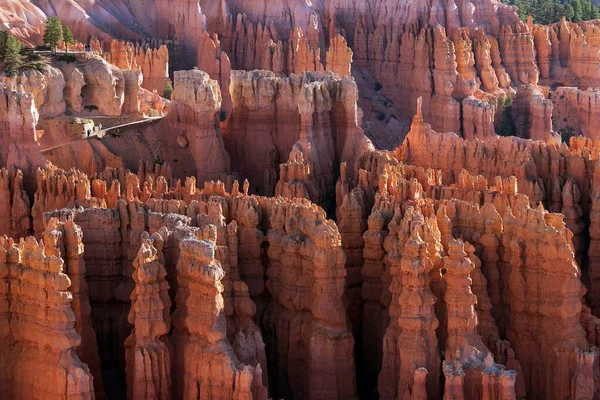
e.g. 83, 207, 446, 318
1, 0, 600, 398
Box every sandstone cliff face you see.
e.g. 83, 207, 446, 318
226, 69, 372, 205
0, 0, 46, 45
167, 70, 231, 183
551, 87, 600, 140
0, 66, 66, 118
97, 39, 170, 93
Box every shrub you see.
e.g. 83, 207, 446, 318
374, 81, 383, 91
56, 54, 77, 63
163, 80, 174, 99
20, 61, 47, 73
69, 117, 93, 124
24, 51, 42, 62
496, 96, 517, 137
560, 126, 576, 143
376, 111, 386, 121
220, 110, 228, 122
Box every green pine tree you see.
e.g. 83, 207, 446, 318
571, 0, 583, 21
63, 25, 74, 53
566, 4, 575, 21
501, 0, 599, 23
43, 17, 63, 53
4, 35, 23, 74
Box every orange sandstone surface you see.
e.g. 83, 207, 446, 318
2, 0, 600, 399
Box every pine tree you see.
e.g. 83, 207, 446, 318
566, 4, 576, 20
4, 35, 23, 74
63, 25, 74, 53
571, 0, 583, 21
502, 0, 599, 23
43, 17, 63, 53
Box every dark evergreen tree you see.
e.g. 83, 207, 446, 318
63, 25, 74, 53
502, 0, 600, 23
43, 17, 63, 53
0, 31, 9, 59
4, 35, 23, 73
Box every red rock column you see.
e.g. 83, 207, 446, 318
561, 178, 586, 266
44, 218, 106, 399
589, 194, 600, 315
361, 211, 389, 391
480, 222, 503, 329
0, 168, 30, 239
338, 190, 367, 350
443, 239, 495, 398
395, 235, 440, 398
465, 242, 500, 348
231, 196, 268, 321
125, 232, 171, 400
265, 200, 356, 399
275, 151, 319, 203
5, 236, 95, 399
0, 237, 12, 396
307, 221, 357, 400
169, 70, 231, 184
378, 218, 403, 400
171, 234, 267, 399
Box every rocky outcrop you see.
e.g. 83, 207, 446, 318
462, 96, 496, 141
101, 39, 170, 93
81, 57, 126, 116
551, 87, 600, 140
0, 66, 66, 118
166, 70, 231, 183
512, 84, 557, 142
224, 70, 372, 203
60, 63, 86, 113
0, 83, 47, 193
